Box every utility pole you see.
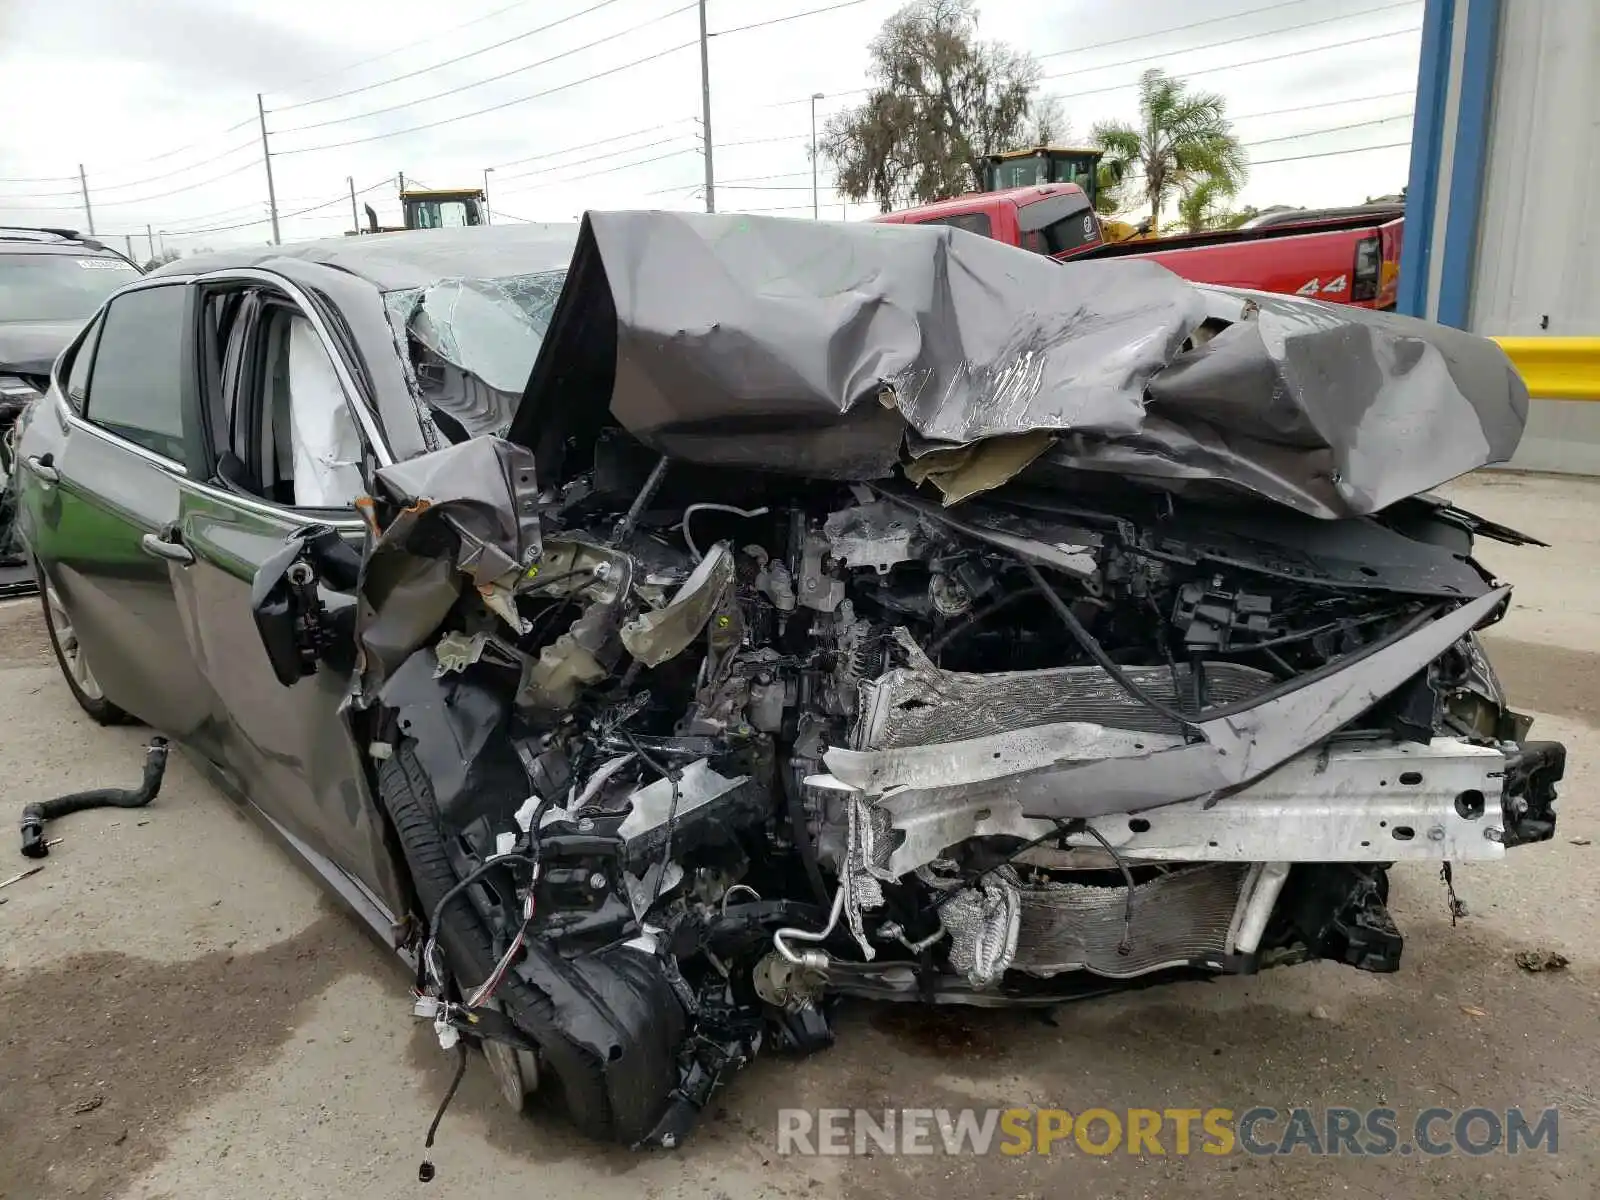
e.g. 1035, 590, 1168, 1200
145, 224, 154, 260
810, 93, 824, 219
348, 176, 359, 233
697, 0, 714, 213
482, 167, 494, 224
76, 165, 95, 235
123, 234, 134, 260
256, 94, 281, 245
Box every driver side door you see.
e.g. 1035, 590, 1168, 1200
168, 273, 406, 922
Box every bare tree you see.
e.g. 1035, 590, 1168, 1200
1024, 94, 1069, 147
823, 0, 1048, 211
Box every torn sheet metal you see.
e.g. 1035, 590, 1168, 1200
902, 430, 1056, 506
1005, 587, 1510, 819
512, 211, 1527, 516
620, 543, 734, 667
512, 211, 1205, 479
1041, 288, 1529, 518
356, 438, 543, 692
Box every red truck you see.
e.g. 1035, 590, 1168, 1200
872, 175, 1404, 310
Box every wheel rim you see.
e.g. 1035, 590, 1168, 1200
45, 580, 104, 701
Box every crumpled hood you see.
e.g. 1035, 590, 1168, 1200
510, 210, 1527, 518
0, 319, 81, 378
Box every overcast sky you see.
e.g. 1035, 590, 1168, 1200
0, 0, 1422, 254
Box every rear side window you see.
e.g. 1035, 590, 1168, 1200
911, 211, 994, 239
1019, 193, 1098, 256
63, 315, 103, 412
83, 285, 188, 465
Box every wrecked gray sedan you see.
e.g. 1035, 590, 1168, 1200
13, 215, 1563, 1153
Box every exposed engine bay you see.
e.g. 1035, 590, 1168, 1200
250, 212, 1564, 1151
347, 437, 1560, 1150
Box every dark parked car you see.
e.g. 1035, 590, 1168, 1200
0, 227, 141, 592
11, 216, 1562, 1152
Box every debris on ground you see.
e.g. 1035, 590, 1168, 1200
18, 738, 168, 857
0, 864, 43, 889
1514, 949, 1570, 972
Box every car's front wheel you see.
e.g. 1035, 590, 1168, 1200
38, 569, 130, 725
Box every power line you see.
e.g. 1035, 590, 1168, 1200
86, 141, 261, 197
1049, 26, 1421, 103
726, 93, 1419, 179
1243, 113, 1412, 148
493, 137, 698, 185
91, 159, 265, 210
0, 157, 265, 212
493, 146, 701, 192
719, 132, 811, 148
1041, 0, 1417, 83
491, 118, 695, 170
274, 1, 695, 135
1250, 139, 1410, 167
276, 39, 699, 155
0, 169, 80, 185
270, 0, 631, 112
166, 176, 396, 237
0, 139, 262, 202
267, 0, 550, 95
1231, 90, 1415, 121
711, 0, 870, 38
760, 0, 1417, 110
1038, 0, 1389, 63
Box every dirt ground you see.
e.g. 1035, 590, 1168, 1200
1, 471, 1596, 1200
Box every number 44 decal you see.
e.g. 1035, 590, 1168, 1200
1297, 276, 1349, 296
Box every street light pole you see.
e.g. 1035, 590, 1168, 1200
482, 167, 494, 224
810, 92, 824, 219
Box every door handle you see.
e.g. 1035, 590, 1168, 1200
140, 532, 194, 564
23, 454, 59, 484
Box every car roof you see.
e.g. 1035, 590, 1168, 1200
870, 183, 1088, 223
153, 223, 581, 292
0, 227, 128, 257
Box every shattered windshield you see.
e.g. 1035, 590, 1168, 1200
384, 269, 567, 442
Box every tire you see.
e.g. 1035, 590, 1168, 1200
38, 567, 131, 726
375, 743, 617, 1141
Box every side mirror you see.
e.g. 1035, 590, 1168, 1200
250, 524, 362, 686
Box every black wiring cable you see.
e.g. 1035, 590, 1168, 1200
415, 852, 539, 994
1021, 561, 1204, 735
417, 1040, 469, 1184
925, 586, 1040, 657
1221, 605, 1414, 653
1080, 823, 1137, 956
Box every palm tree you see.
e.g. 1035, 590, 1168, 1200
1092, 69, 1248, 231
1171, 178, 1257, 233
